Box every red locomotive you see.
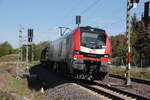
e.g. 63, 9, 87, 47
41, 26, 111, 80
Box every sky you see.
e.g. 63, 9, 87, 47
0, 0, 149, 48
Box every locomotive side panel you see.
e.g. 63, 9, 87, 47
55, 40, 61, 61
48, 34, 72, 62
49, 44, 54, 59
66, 32, 74, 59
60, 37, 67, 60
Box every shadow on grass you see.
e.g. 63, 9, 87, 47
27, 64, 70, 91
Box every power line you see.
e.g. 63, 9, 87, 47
80, 0, 101, 15
50, 0, 83, 29
64, 0, 102, 27
50, 0, 102, 31
58, 0, 84, 22
48, 0, 102, 36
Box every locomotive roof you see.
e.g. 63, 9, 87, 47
80, 26, 105, 32
52, 26, 106, 43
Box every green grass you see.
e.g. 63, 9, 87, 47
0, 54, 18, 62
110, 65, 150, 81
0, 62, 45, 100
0, 54, 45, 99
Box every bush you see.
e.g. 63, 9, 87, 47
0, 42, 13, 57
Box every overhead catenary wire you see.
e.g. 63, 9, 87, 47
56, 0, 84, 24
80, 0, 101, 15
34, 0, 99, 42
64, 0, 102, 27
49, 0, 84, 31
50, 0, 102, 31
46, 0, 102, 40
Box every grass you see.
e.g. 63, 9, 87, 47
0, 91, 15, 100
0, 71, 45, 100
110, 65, 150, 81
0, 54, 18, 62
1, 70, 45, 100
0, 55, 45, 100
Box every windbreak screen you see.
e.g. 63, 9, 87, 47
81, 31, 106, 49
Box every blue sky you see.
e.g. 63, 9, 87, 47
0, 0, 149, 48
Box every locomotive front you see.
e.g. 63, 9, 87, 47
72, 26, 111, 80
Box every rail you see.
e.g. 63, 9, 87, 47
109, 74, 150, 85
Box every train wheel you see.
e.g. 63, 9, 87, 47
99, 72, 108, 80
53, 62, 58, 72
63, 63, 69, 77
45, 62, 49, 69
43, 62, 51, 70
42, 61, 48, 69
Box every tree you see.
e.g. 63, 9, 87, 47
110, 34, 127, 65
21, 41, 49, 61
0, 41, 13, 57
131, 14, 150, 66
110, 14, 150, 67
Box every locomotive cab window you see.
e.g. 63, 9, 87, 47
80, 30, 106, 49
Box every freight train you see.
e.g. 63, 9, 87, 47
41, 26, 111, 80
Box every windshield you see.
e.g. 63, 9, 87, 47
81, 31, 106, 49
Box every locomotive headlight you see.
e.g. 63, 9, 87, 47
104, 54, 109, 58
74, 57, 77, 60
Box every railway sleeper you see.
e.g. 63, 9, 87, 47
92, 85, 136, 100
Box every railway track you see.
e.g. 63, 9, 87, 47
109, 74, 150, 85
27, 64, 150, 100
75, 80, 149, 100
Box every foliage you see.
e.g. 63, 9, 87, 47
0, 40, 49, 61
0, 41, 13, 57
131, 14, 150, 66
111, 34, 126, 57
22, 41, 49, 61
11, 48, 19, 54
110, 34, 127, 65
110, 14, 150, 67
33, 44, 42, 61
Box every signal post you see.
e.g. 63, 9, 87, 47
125, 0, 139, 86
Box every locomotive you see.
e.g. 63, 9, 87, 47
41, 26, 111, 80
